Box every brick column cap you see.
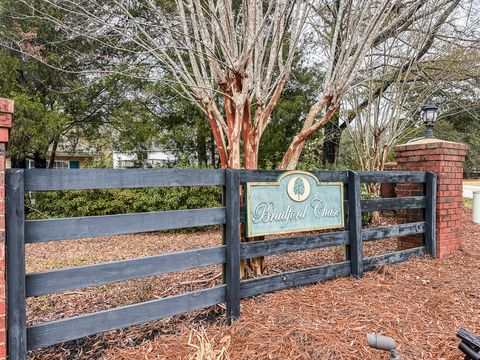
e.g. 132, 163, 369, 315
0, 98, 14, 114
394, 138, 468, 152
0, 98, 13, 144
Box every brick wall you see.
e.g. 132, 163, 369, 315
393, 138, 468, 258
0, 98, 13, 360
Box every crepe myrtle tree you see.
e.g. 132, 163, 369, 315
345, 38, 474, 177
341, 9, 478, 222
5, 0, 310, 171
319, 0, 463, 167
3, 0, 309, 276
341, 0, 475, 175
278, 0, 465, 169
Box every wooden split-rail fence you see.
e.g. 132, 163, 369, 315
6, 169, 436, 359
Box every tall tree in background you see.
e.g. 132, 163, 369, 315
0, 0, 132, 167
136, 82, 217, 168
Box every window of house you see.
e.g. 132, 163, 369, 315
118, 160, 135, 168
47, 161, 69, 169
25, 159, 73, 168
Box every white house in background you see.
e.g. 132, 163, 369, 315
112, 149, 177, 168
15, 144, 99, 169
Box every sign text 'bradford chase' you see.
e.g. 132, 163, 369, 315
245, 171, 344, 237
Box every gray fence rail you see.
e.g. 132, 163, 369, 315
6, 168, 436, 359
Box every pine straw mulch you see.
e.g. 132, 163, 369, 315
27, 210, 479, 359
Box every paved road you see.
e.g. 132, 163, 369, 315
463, 184, 480, 199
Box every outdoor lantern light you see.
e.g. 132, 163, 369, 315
421, 103, 439, 138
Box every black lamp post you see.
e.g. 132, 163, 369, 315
421, 103, 439, 138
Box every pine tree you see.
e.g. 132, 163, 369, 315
293, 177, 305, 200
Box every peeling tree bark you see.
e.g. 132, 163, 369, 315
204, 103, 228, 168
279, 96, 336, 170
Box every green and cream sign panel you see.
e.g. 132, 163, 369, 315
245, 171, 345, 237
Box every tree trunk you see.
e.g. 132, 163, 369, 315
135, 146, 149, 168
368, 183, 381, 224
48, 140, 59, 169
280, 98, 337, 170
196, 121, 208, 167
322, 110, 342, 167
210, 132, 216, 167
204, 91, 270, 278
33, 152, 47, 168
11, 156, 27, 169
241, 124, 266, 279
206, 92, 338, 277
205, 103, 228, 168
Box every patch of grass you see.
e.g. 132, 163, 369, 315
188, 327, 230, 360
35, 299, 55, 316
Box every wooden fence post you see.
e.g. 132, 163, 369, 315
6, 169, 27, 359
221, 184, 227, 283
225, 169, 240, 323
425, 172, 437, 257
344, 180, 351, 261
348, 171, 363, 278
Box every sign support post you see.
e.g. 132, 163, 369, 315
225, 169, 241, 324
348, 171, 363, 278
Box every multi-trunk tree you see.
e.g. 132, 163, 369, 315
279, 0, 465, 169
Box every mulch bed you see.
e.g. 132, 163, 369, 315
27, 209, 479, 359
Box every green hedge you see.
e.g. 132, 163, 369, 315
26, 186, 223, 220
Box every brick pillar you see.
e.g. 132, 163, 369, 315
393, 138, 468, 258
0, 98, 13, 360
380, 162, 397, 198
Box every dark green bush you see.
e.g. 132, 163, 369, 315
26, 186, 222, 220
361, 187, 380, 225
